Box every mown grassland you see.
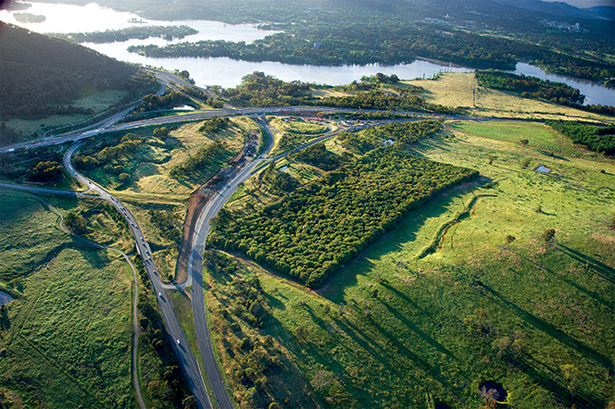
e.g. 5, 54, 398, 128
0, 190, 135, 408
408, 72, 612, 122
205, 120, 615, 409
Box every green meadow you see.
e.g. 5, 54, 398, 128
0, 191, 135, 408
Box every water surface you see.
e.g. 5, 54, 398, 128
0, 290, 13, 306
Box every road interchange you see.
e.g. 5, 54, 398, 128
1, 81, 454, 408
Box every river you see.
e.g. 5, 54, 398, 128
1, 1, 614, 104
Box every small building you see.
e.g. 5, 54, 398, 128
535, 165, 551, 174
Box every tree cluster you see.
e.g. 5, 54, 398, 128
54, 25, 198, 44
317, 90, 463, 114
169, 140, 228, 180
137, 91, 192, 112
198, 116, 229, 133
222, 72, 313, 107
27, 160, 64, 183
293, 143, 352, 171
148, 209, 182, 245
477, 71, 585, 106
338, 119, 443, 154
209, 148, 478, 287
546, 120, 615, 156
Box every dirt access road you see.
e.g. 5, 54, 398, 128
175, 127, 260, 283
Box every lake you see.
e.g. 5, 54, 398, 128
2, 1, 614, 105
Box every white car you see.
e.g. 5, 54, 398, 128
176, 339, 180, 345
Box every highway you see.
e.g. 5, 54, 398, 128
63, 142, 213, 409
0, 104, 450, 155
184, 117, 276, 409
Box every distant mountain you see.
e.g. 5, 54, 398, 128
585, 5, 615, 20
0, 23, 157, 120
490, 0, 614, 20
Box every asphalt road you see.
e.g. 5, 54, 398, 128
185, 117, 277, 409
0, 104, 457, 154
63, 142, 213, 409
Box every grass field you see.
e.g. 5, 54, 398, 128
206, 120, 615, 409
448, 120, 612, 161
80, 117, 252, 199
0, 190, 137, 408
407, 72, 613, 122
2, 90, 129, 142
267, 116, 334, 157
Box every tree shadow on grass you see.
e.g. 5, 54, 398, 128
520, 254, 614, 309
362, 311, 455, 391
376, 298, 456, 360
381, 282, 427, 313
558, 244, 615, 285
479, 283, 613, 373
514, 355, 603, 408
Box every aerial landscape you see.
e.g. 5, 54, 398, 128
0, 0, 614, 408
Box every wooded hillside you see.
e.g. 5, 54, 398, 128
0, 23, 157, 119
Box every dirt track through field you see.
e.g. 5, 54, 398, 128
175, 188, 213, 284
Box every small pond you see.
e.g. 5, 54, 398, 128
0, 291, 14, 306
479, 381, 508, 402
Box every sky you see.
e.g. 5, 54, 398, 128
542, 0, 614, 8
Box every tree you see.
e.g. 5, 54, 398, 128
182, 396, 198, 409
118, 173, 131, 184
29, 161, 63, 182
153, 126, 169, 137
64, 211, 88, 234
505, 235, 516, 245
541, 228, 556, 243
561, 364, 579, 399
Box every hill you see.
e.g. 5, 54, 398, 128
0, 23, 157, 120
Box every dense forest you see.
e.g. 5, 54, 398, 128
477, 71, 585, 106
208, 147, 478, 287
546, 120, 615, 155
0, 23, 158, 120
222, 72, 313, 107
53, 25, 197, 44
